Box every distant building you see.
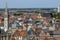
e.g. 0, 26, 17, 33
58, 5, 60, 12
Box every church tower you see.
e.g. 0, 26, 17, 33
58, 5, 60, 12
4, 3, 9, 32
38, 13, 42, 18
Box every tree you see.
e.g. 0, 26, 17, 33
53, 12, 60, 19
53, 13, 56, 18
56, 12, 60, 19
14, 13, 23, 16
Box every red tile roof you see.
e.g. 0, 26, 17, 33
31, 15, 38, 19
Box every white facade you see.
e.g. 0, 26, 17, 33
58, 5, 60, 12
38, 13, 42, 18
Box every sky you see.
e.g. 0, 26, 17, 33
0, 0, 60, 8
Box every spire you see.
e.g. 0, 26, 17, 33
4, 2, 8, 32
5, 2, 8, 12
58, 5, 60, 12
4, 2, 8, 17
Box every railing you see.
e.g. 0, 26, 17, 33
10, 36, 59, 40
0, 33, 11, 40
0, 33, 60, 40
